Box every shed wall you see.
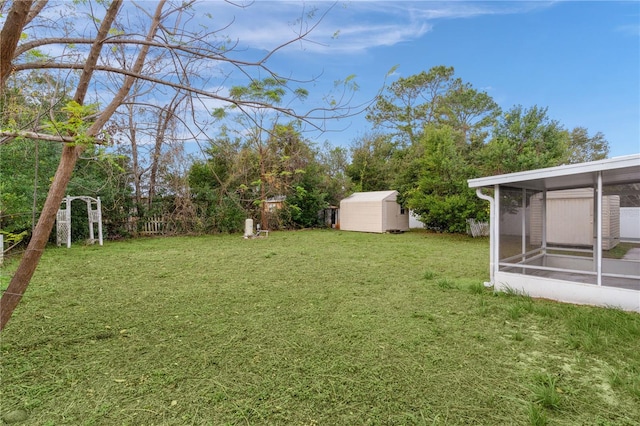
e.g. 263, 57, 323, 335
339, 200, 384, 233
530, 189, 620, 250
339, 191, 409, 233
383, 200, 409, 231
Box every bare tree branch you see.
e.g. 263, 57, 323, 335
0, 130, 76, 144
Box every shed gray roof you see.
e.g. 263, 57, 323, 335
468, 154, 640, 191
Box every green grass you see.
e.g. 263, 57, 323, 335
1, 229, 639, 425
605, 242, 640, 260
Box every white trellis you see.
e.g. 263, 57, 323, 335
56, 196, 103, 248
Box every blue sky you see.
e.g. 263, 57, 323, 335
203, 1, 639, 158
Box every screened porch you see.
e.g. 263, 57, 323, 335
468, 154, 640, 312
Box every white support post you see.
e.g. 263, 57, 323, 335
475, 189, 495, 284
87, 199, 95, 243
541, 189, 547, 258
494, 185, 500, 280
521, 188, 527, 263
66, 196, 72, 249
596, 172, 603, 286
97, 197, 103, 246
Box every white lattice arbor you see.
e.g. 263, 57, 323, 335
56, 196, 103, 248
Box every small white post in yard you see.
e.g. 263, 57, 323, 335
0, 234, 3, 265
244, 218, 254, 239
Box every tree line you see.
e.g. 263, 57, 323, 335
2, 66, 609, 240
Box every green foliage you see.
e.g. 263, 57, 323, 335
567, 126, 610, 164
481, 105, 569, 175
0, 139, 62, 235
346, 133, 397, 192
229, 77, 288, 103
0, 136, 132, 242
283, 165, 329, 228
366, 65, 458, 144
438, 80, 501, 148
66, 146, 134, 240
359, 65, 609, 234
0, 230, 28, 247
318, 143, 353, 205
43, 101, 99, 145
403, 125, 487, 232
188, 151, 247, 234
188, 123, 334, 232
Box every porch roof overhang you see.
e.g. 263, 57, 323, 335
467, 154, 640, 191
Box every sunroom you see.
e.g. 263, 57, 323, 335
468, 154, 640, 312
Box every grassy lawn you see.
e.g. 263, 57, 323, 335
1, 230, 639, 425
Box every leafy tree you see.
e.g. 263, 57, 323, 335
0, 139, 61, 236
439, 80, 501, 151
366, 65, 456, 145
280, 162, 328, 229
68, 146, 133, 239
188, 135, 244, 232
404, 125, 486, 233
318, 143, 353, 205
346, 133, 398, 192
481, 105, 569, 175
567, 126, 609, 164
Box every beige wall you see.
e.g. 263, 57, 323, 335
340, 201, 384, 232
383, 200, 409, 231
530, 189, 620, 250
339, 192, 409, 233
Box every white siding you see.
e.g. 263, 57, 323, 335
621, 208, 640, 240
409, 211, 425, 229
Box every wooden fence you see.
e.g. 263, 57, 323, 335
131, 216, 175, 236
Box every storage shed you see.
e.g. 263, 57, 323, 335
468, 154, 640, 312
339, 190, 409, 233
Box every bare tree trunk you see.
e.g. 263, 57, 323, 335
148, 93, 184, 209
32, 140, 39, 233
0, 0, 34, 91
128, 107, 143, 212
147, 106, 168, 209
0, 144, 82, 329
259, 145, 268, 230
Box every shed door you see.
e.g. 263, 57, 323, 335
546, 198, 593, 246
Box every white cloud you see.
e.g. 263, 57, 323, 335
616, 24, 640, 37
191, 1, 556, 56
